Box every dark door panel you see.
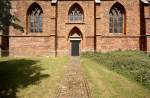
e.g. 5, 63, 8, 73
71, 40, 80, 56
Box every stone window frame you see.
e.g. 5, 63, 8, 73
27, 2, 43, 33
68, 3, 84, 23
109, 2, 126, 34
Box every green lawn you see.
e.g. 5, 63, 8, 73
81, 51, 150, 98
1, 51, 150, 98
0, 57, 68, 98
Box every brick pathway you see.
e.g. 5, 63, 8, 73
56, 57, 91, 98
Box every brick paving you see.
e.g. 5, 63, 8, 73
56, 57, 91, 98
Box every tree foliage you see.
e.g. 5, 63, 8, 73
0, 0, 24, 34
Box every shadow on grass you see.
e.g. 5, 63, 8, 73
0, 59, 49, 98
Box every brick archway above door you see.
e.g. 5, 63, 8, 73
69, 27, 83, 56
68, 27, 83, 40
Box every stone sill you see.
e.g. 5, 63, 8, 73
66, 22, 85, 24
101, 35, 140, 38
145, 17, 150, 19
3, 35, 51, 37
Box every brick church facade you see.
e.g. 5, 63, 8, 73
0, 0, 150, 56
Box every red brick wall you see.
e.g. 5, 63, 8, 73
9, 37, 55, 56
147, 37, 150, 52
56, 0, 95, 55
144, 5, 150, 52
10, 0, 56, 56
95, 0, 141, 52
145, 6, 150, 35
8, 0, 145, 56
96, 36, 140, 52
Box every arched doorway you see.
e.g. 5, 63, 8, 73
69, 27, 82, 56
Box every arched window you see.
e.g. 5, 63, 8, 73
109, 3, 125, 33
68, 3, 84, 22
27, 3, 43, 33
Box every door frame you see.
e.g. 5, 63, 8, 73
71, 40, 81, 56
68, 27, 83, 56
69, 38, 81, 56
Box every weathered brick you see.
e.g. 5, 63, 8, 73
2, 0, 149, 56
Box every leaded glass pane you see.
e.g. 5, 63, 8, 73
109, 13, 113, 33
39, 15, 42, 32
30, 15, 34, 32
109, 5, 125, 33
114, 14, 117, 33
119, 14, 123, 33
35, 15, 39, 32
28, 3, 43, 33
69, 7, 83, 22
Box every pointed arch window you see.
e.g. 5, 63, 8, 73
68, 3, 84, 22
109, 3, 125, 33
27, 3, 43, 33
